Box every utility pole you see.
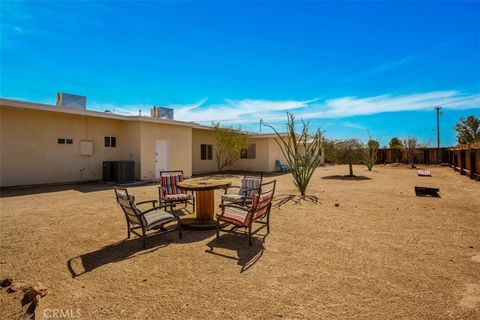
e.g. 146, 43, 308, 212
259, 119, 264, 133
435, 106, 441, 148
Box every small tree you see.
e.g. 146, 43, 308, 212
335, 139, 364, 177
322, 139, 337, 164
454, 115, 480, 144
364, 134, 379, 171
389, 137, 403, 163
265, 113, 324, 197
213, 123, 248, 172
403, 137, 418, 168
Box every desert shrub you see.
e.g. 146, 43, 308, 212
266, 113, 324, 196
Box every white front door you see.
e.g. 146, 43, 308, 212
155, 140, 168, 181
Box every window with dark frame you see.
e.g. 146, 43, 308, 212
240, 144, 256, 159
58, 138, 74, 145
240, 148, 247, 159
201, 144, 213, 160
104, 136, 117, 148
207, 144, 212, 160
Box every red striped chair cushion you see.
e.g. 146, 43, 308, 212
252, 191, 273, 219
218, 206, 250, 226
164, 193, 192, 201
160, 174, 184, 195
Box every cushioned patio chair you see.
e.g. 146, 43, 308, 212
114, 187, 182, 249
221, 173, 263, 206
158, 170, 195, 211
275, 160, 289, 172
216, 180, 276, 246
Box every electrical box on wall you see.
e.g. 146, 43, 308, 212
80, 140, 93, 156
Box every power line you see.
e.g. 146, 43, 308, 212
435, 106, 441, 148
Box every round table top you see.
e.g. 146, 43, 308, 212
177, 179, 232, 191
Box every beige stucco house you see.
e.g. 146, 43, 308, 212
0, 98, 288, 187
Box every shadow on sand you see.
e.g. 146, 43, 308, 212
0, 181, 156, 198
67, 230, 215, 278
322, 175, 371, 181
192, 171, 289, 179
0, 183, 116, 198
414, 190, 441, 198
272, 193, 319, 209
205, 233, 265, 273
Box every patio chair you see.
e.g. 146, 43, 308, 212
114, 187, 182, 249
158, 170, 195, 211
216, 180, 276, 246
221, 173, 263, 206
275, 160, 289, 172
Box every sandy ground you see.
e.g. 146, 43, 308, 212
0, 165, 479, 319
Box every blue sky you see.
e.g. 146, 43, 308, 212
1, 1, 479, 146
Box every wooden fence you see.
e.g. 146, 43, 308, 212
377, 147, 449, 165
447, 142, 480, 180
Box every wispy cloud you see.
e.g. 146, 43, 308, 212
345, 54, 418, 82
174, 98, 319, 123
344, 37, 472, 83
342, 121, 367, 130
1, 1, 107, 46
304, 91, 480, 119
169, 91, 479, 124
86, 91, 479, 123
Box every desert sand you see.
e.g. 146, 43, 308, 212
0, 165, 479, 319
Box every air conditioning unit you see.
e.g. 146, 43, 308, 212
56, 93, 87, 109
103, 161, 135, 183
151, 106, 174, 119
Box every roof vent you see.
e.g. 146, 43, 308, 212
56, 93, 86, 109
151, 106, 174, 120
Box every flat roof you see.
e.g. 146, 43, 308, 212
0, 97, 288, 137
0, 98, 212, 130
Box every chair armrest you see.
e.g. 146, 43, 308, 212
169, 210, 183, 220
218, 203, 251, 212
140, 204, 176, 215
222, 185, 241, 194
136, 200, 158, 207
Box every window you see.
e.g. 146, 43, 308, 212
58, 138, 73, 144
240, 144, 256, 159
104, 136, 117, 148
200, 144, 213, 160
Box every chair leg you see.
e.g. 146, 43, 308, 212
266, 212, 270, 234
248, 225, 253, 246
141, 228, 146, 249
127, 222, 131, 239
178, 221, 183, 239
216, 219, 220, 239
